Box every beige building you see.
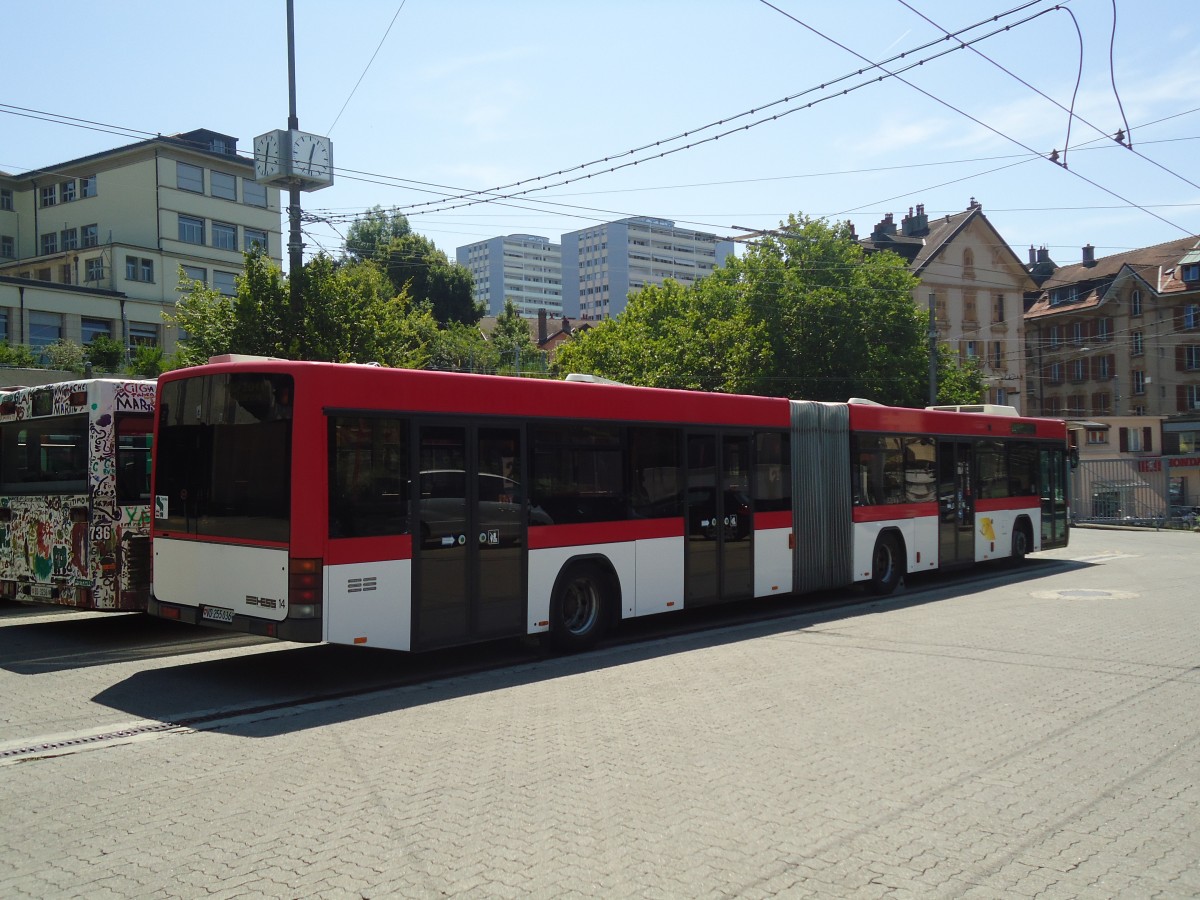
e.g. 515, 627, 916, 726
1024, 235, 1200, 420
0, 128, 281, 358
862, 200, 1034, 411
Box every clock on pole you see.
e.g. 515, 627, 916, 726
253, 128, 333, 191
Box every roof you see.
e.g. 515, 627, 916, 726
7, 128, 247, 181
1026, 234, 1200, 320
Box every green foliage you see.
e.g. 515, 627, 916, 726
42, 339, 87, 373
126, 344, 165, 378
490, 299, 545, 374
379, 232, 482, 326
554, 214, 929, 405
344, 206, 412, 261
935, 344, 986, 405
168, 250, 457, 368
85, 335, 125, 373
429, 321, 495, 373
0, 343, 39, 368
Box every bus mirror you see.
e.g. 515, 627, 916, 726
1068, 448, 1080, 469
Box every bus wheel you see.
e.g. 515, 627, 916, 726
550, 564, 609, 652
1011, 523, 1030, 565
869, 534, 904, 595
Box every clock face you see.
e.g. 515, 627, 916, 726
291, 132, 331, 180
255, 131, 280, 179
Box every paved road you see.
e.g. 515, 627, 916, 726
1, 527, 1197, 898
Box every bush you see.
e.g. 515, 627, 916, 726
126, 344, 165, 378
0, 343, 39, 368
86, 335, 125, 373
42, 339, 87, 373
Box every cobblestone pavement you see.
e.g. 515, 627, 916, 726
1, 528, 1198, 898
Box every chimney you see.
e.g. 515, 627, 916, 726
901, 204, 929, 237
561, 316, 572, 335
538, 308, 548, 345
872, 213, 897, 240
968, 197, 981, 209
1082, 244, 1096, 267
1028, 246, 1037, 266
1037, 247, 1051, 264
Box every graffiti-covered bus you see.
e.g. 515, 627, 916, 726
0, 378, 156, 610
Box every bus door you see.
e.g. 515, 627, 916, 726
413, 423, 526, 648
1040, 446, 1070, 548
937, 439, 975, 566
685, 432, 753, 607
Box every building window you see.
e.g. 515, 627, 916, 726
60, 180, 76, 203
128, 323, 158, 347
29, 310, 62, 349
1096, 317, 1112, 341
243, 179, 267, 208
244, 228, 268, 252
1071, 321, 1084, 344
1070, 359, 1086, 382
993, 293, 1005, 322
1049, 362, 1063, 384
177, 162, 204, 193
82, 318, 112, 343
1183, 264, 1200, 283
85, 258, 104, 282
1133, 370, 1146, 395
213, 270, 237, 296
81, 224, 99, 248
1187, 385, 1200, 411
126, 256, 154, 282
964, 340, 978, 360
1048, 325, 1061, 349
1096, 355, 1111, 380
0, 236, 12, 258
991, 341, 1003, 368
212, 222, 237, 251
80, 175, 97, 198
0, 309, 7, 342
1185, 345, 1200, 371
40, 233, 57, 255
1086, 429, 1108, 445
59, 264, 72, 285
1132, 331, 1143, 356
0, 188, 12, 210
60, 228, 79, 251
181, 265, 207, 287
1185, 304, 1200, 330
178, 215, 204, 244
1093, 392, 1111, 414
211, 171, 237, 201
1131, 290, 1142, 316
40, 185, 56, 207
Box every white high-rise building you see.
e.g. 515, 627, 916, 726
561, 217, 735, 320
456, 234, 562, 318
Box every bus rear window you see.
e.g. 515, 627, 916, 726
155, 373, 292, 543
0, 415, 89, 494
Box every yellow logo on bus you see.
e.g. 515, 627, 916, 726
979, 517, 996, 542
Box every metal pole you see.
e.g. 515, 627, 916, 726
286, 0, 304, 325
928, 291, 938, 404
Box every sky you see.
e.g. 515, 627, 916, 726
4, 0, 1198, 273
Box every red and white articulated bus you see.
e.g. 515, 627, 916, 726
147, 357, 1070, 652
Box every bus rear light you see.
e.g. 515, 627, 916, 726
353, 637, 367, 645
288, 558, 323, 612
159, 604, 181, 621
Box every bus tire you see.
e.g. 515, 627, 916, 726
869, 533, 904, 595
1011, 521, 1031, 565
549, 563, 610, 652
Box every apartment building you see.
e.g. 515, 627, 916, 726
0, 128, 281, 357
456, 234, 562, 318
1024, 235, 1200, 420
862, 200, 1034, 411
560, 217, 734, 320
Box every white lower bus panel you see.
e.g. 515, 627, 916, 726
851, 517, 939, 583
153, 539, 289, 622
325, 559, 412, 650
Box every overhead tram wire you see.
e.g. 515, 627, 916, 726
894, 0, 1200, 193
377, 2, 1071, 221
756, 0, 1194, 238
326, 1, 408, 135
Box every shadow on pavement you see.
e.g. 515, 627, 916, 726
92, 557, 1092, 739
0, 608, 272, 675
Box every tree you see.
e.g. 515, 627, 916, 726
935, 344, 986, 405
344, 205, 411, 261
85, 335, 124, 373
379, 232, 482, 326
167, 251, 444, 368
42, 339, 87, 373
554, 214, 930, 406
490, 299, 543, 375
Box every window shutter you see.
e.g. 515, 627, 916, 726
1178, 346, 1186, 371
1118, 428, 1129, 452
1143, 427, 1153, 453
1179, 384, 1189, 412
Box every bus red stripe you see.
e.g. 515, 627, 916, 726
327, 534, 413, 564
528, 518, 684, 550
852, 502, 937, 523
975, 497, 1040, 512
755, 510, 792, 529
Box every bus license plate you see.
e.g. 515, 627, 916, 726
29, 584, 55, 599
201, 605, 235, 624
